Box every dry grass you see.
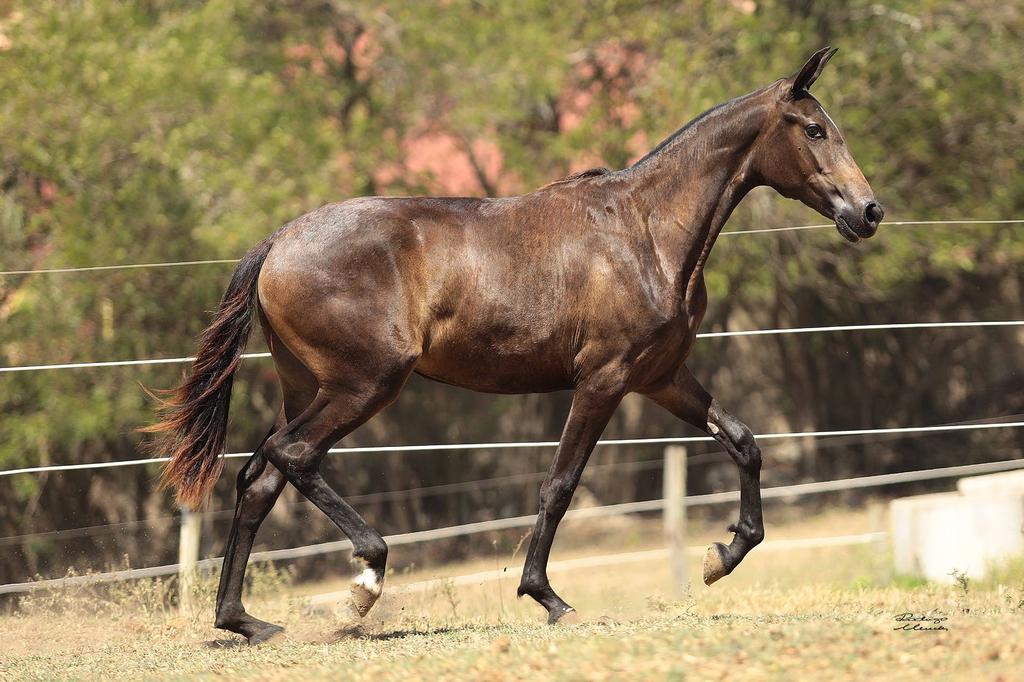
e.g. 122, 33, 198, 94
2, 506, 1023, 681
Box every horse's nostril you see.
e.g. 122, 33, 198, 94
864, 201, 884, 225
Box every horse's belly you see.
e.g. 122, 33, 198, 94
415, 341, 572, 394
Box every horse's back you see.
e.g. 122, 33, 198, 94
254, 187, 683, 393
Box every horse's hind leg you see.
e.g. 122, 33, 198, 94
213, 439, 287, 644
262, 367, 413, 620
214, 356, 317, 644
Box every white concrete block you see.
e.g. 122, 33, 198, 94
889, 487, 1024, 583
957, 469, 1024, 496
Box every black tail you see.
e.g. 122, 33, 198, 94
144, 236, 276, 508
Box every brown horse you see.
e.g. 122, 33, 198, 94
148, 47, 882, 643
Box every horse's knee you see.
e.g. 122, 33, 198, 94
235, 456, 263, 496
538, 476, 575, 516
734, 428, 762, 472
709, 402, 761, 471
236, 455, 281, 494
263, 432, 318, 477
238, 474, 282, 522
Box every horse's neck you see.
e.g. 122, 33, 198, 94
625, 92, 768, 309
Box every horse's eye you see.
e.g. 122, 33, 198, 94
805, 123, 825, 139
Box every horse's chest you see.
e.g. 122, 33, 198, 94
628, 312, 697, 364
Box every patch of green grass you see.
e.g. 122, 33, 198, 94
979, 553, 1024, 588
886, 573, 931, 590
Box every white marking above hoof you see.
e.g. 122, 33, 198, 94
349, 568, 383, 618
353, 567, 383, 596
553, 609, 581, 625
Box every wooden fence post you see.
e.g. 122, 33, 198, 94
178, 506, 201, 612
663, 445, 687, 596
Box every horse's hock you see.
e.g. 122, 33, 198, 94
890, 470, 1024, 582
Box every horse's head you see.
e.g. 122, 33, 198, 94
755, 47, 884, 242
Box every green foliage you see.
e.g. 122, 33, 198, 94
979, 553, 1024, 589
885, 573, 930, 590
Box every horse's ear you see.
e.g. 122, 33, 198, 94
787, 46, 838, 98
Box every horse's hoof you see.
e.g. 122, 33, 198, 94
247, 624, 285, 646
703, 543, 730, 586
350, 568, 383, 617
548, 607, 581, 625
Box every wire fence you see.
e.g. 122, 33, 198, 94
0, 457, 670, 547
4, 454, 1021, 595
2, 413, 1019, 545
1, 216, 1021, 597
3, 418, 1022, 478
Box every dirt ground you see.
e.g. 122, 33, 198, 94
2, 507, 1023, 681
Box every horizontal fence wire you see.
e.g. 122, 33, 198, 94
2, 320, 1021, 374
20, 406, 987, 545
2, 419, 1021, 477
0, 457, 673, 546
4, 455, 1020, 595
0, 259, 240, 276
2, 218, 1021, 277
6, 412, 1018, 544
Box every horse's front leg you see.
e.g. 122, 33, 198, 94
643, 365, 764, 585
517, 376, 623, 623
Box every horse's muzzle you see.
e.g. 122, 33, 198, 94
835, 200, 884, 242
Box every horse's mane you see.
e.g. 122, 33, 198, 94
630, 86, 773, 168
538, 166, 612, 190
